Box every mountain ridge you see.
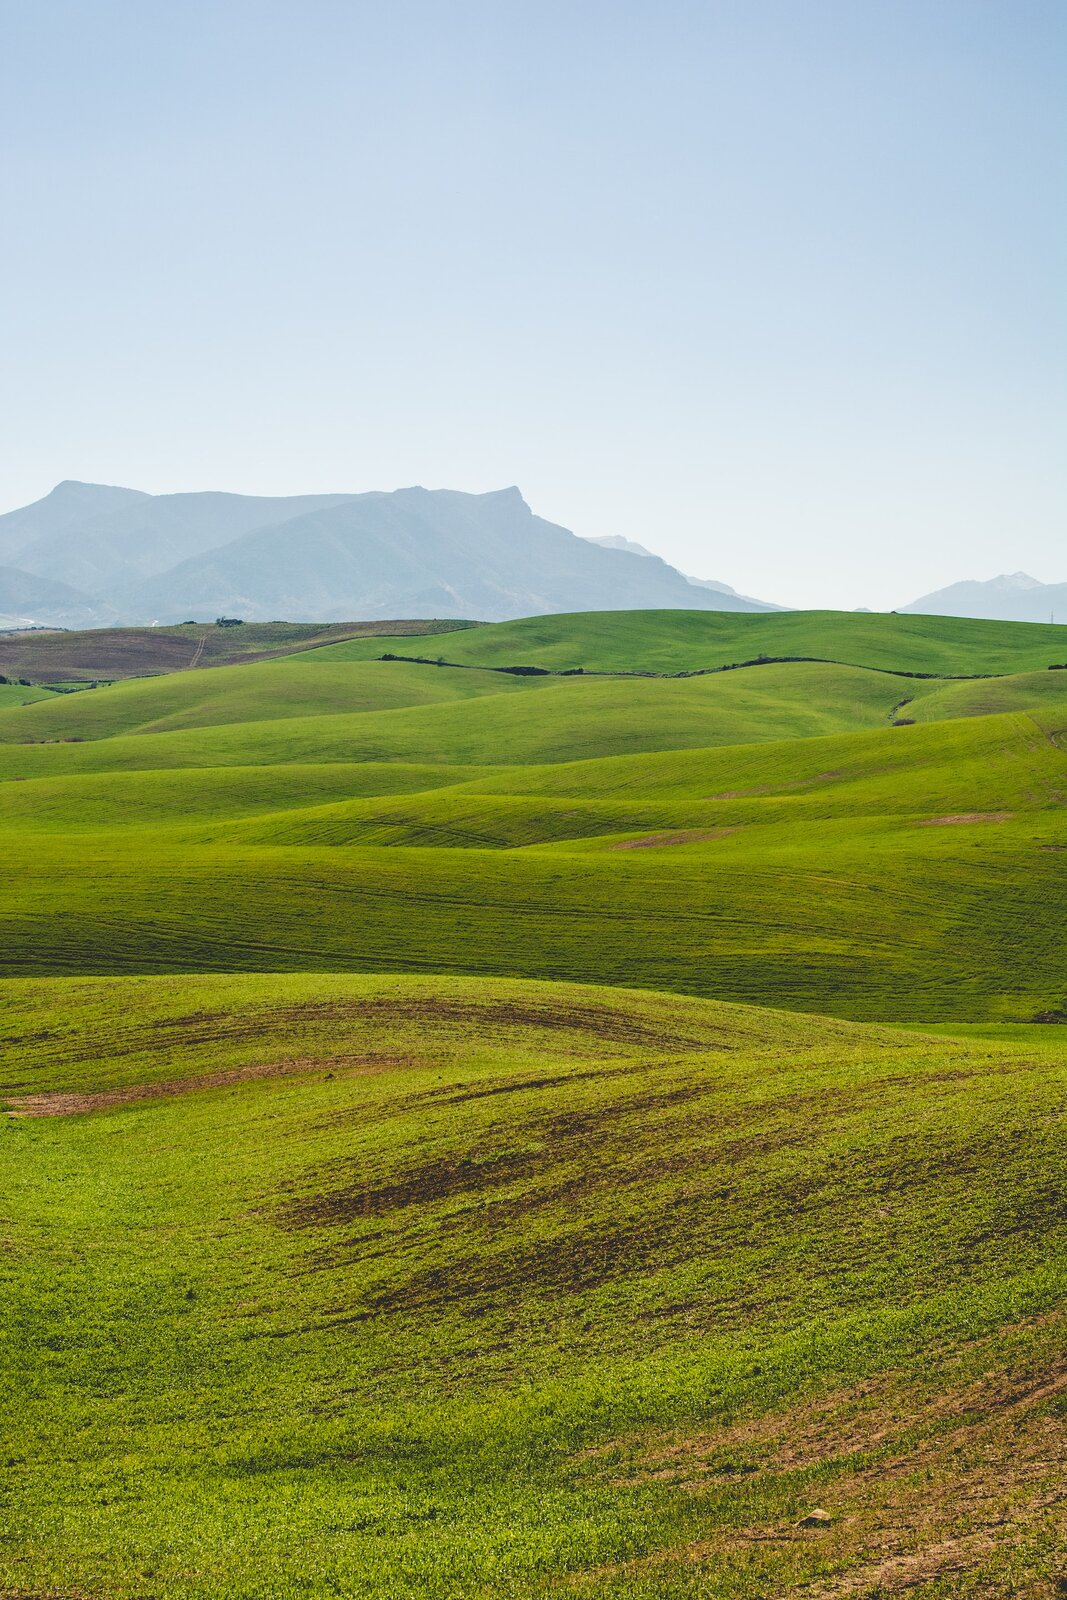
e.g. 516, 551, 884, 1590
903, 571, 1067, 624
0, 481, 777, 626
584, 532, 779, 607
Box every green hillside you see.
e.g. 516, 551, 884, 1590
0, 656, 955, 765
3, 610, 1066, 1598
0, 680, 53, 708
1, 654, 1064, 1021
905, 667, 1067, 722
3, 973, 1065, 1600
307, 607, 1067, 676
0, 656, 533, 743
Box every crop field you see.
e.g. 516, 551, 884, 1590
1, 609, 1065, 1598
0, 618, 476, 684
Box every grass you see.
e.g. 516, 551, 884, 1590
2, 608, 1065, 1598
1, 694, 1064, 1021
0, 656, 971, 768
0, 656, 536, 743
2, 973, 1065, 1599
0, 681, 53, 707
305, 607, 1067, 676
905, 668, 1067, 722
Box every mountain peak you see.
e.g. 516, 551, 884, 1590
903, 571, 1065, 623
480, 485, 530, 510
49, 478, 148, 498
995, 572, 1043, 590
0, 482, 780, 624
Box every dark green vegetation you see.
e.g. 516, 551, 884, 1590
2, 609, 1065, 1598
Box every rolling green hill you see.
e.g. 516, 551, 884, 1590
0, 644, 1064, 1021
3, 973, 1065, 1600
306, 607, 1067, 676
0, 656, 534, 743
0, 680, 53, 708
0, 656, 945, 761
3, 610, 1065, 1598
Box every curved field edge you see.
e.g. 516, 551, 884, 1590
305, 608, 1067, 676
1, 972, 1064, 1599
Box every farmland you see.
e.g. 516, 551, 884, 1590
0, 618, 476, 684
1, 609, 1065, 1598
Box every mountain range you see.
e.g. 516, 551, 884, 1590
0, 481, 778, 627
1, 481, 1061, 629
585, 534, 780, 607
902, 572, 1067, 625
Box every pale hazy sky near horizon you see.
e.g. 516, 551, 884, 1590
1, 0, 1063, 610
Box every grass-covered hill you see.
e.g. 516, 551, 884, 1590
308, 606, 1067, 676
3, 973, 1065, 1599
1, 621, 1065, 1022
2, 609, 1065, 1598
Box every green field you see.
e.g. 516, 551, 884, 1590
308, 607, 1067, 676
0, 680, 54, 708
2, 610, 1065, 1597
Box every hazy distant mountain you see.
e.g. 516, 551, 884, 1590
0, 565, 114, 631
585, 534, 779, 610
0, 481, 148, 563
587, 534, 663, 560
0, 481, 781, 626
0, 482, 351, 596
902, 572, 1067, 625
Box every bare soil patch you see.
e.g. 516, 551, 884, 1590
0, 620, 472, 682
4, 1053, 406, 1116
611, 828, 739, 850
704, 773, 845, 802
918, 813, 1013, 826
705, 787, 771, 799
575, 1314, 1067, 1595
307, 995, 719, 1051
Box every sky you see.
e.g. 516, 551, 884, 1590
0, 0, 1063, 610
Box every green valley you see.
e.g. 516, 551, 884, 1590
1, 609, 1064, 1598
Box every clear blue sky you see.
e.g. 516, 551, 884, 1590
1, 0, 1063, 608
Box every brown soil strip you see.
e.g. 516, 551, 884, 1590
599, 1319, 1067, 1483
918, 813, 1012, 826
574, 1314, 1067, 1593
611, 828, 739, 850
311, 996, 719, 1051
4, 1054, 408, 1117
706, 787, 771, 799
795, 1489, 1067, 1596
